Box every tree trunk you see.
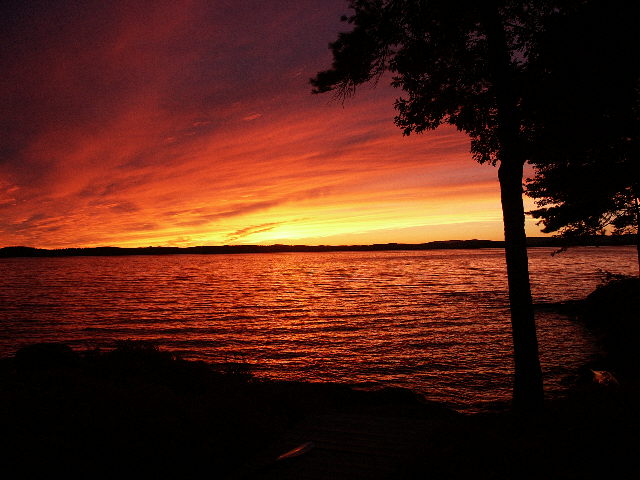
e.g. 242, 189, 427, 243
499, 162, 544, 411
484, 1, 544, 411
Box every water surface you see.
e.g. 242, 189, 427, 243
0, 246, 635, 411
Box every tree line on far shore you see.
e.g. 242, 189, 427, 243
1, 235, 635, 258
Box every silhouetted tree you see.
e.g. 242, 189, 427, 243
311, 0, 582, 410
523, 0, 640, 273
527, 163, 639, 270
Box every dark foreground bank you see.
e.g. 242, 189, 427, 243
2, 343, 638, 479
1, 278, 638, 479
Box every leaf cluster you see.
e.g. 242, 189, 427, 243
527, 163, 638, 237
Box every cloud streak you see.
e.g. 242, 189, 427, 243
225, 222, 283, 243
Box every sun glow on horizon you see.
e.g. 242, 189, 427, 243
0, 0, 548, 250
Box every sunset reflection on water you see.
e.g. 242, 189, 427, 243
0, 247, 635, 411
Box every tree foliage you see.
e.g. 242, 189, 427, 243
527, 164, 638, 238
524, 0, 640, 246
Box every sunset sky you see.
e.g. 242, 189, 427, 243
1, 0, 546, 249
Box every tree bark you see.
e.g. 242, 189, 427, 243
499, 162, 544, 411
484, 1, 544, 411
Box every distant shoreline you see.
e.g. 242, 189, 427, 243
0, 235, 634, 258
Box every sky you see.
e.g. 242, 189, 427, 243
1, 0, 546, 249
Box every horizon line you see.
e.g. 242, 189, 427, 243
1, 235, 634, 258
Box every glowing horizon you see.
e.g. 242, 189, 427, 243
0, 0, 547, 249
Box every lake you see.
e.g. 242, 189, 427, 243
0, 246, 635, 411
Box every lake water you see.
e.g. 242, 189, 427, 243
0, 246, 636, 411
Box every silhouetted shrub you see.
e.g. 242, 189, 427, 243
583, 276, 639, 327
581, 276, 640, 373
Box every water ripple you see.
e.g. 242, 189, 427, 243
0, 246, 635, 412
